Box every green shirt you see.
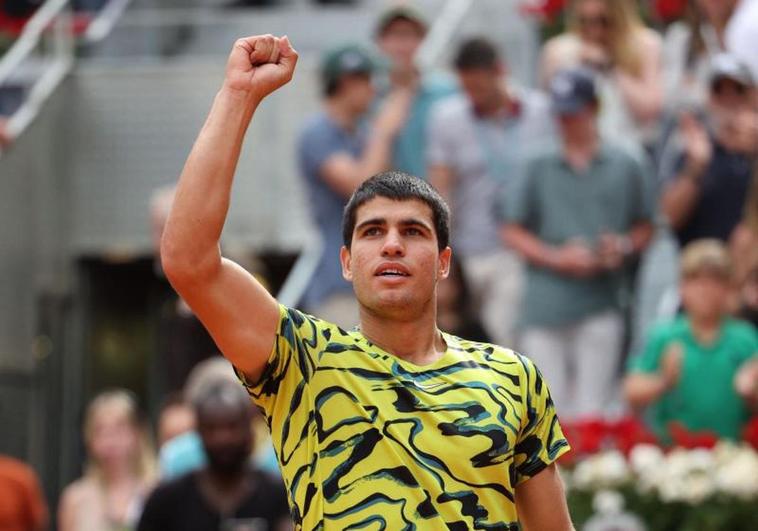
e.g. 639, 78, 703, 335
504, 145, 652, 327
628, 316, 758, 441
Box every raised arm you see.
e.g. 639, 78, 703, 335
160, 35, 298, 382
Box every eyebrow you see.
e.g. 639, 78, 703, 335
355, 217, 433, 232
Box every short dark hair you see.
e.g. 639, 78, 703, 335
453, 37, 499, 71
342, 171, 450, 251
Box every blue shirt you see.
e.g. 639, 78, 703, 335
297, 112, 365, 310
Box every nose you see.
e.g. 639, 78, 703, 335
381, 229, 405, 257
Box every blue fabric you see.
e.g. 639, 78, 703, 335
159, 431, 206, 480
297, 112, 366, 310
390, 73, 458, 179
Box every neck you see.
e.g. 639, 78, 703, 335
562, 132, 599, 169
99, 462, 135, 486
358, 303, 446, 365
479, 85, 513, 117
326, 99, 361, 131
206, 466, 246, 490
689, 313, 723, 343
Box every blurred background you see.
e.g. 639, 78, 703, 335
0, 0, 756, 529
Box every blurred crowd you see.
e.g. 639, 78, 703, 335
1, 0, 757, 529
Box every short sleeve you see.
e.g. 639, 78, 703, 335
627, 323, 670, 373
298, 123, 350, 183
234, 305, 323, 418
426, 100, 457, 167
512, 354, 571, 485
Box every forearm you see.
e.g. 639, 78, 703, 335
502, 224, 558, 270
660, 170, 702, 231
357, 127, 396, 179
161, 86, 259, 278
623, 373, 668, 409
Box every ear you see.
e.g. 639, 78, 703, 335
437, 247, 452, 280
340, 246, 353, 281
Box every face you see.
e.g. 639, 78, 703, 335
709, 78, 754, 115
457, 67, 503, 114
88, 408, 139, 468
680, 272, 731, 321
377, 19, 425, 71
575, 0, 612, 45
197, 405, 252, 476
557, 105, 597, 139
158, 404, 196, 447
341, 197, 451, 320
341, 73, 375, 115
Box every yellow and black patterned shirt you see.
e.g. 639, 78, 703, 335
236, 305, 570, 530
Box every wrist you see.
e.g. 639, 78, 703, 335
617, 235, 634, 257
219, 83, 262, 110
681, 160, 706, 182
541, 246, 561, 270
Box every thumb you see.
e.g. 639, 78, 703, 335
278, 35, 298, 72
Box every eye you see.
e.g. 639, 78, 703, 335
363, 226, 382, 237
404, 227, 423, 236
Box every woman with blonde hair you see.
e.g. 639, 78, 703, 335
540, 0, 663, 153
59, 390, 156, 531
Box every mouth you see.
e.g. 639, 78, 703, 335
374, 264, 411, 278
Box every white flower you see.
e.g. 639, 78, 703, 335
592, 489, 625, 515
629, 444, 664, 475
713, 444, 758, 500
572, 450, 630, 490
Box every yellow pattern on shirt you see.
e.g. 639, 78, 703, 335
236, 305, 570, 530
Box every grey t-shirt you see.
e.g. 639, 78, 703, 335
504, 145, 653, 328
297, 111, 365, 310
427, 90, 555, 257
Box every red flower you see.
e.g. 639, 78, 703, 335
668, 422, 719, 449
519, 0, 567, 23
742, 416, 758, 450
653, 0, 688, 22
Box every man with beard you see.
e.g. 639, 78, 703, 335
137, 380, 291, 531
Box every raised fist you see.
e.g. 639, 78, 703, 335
224, 34, 298, 101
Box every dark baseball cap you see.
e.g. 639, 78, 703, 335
709, 53, 754, 88
375, 5, 428, 37
321, 44, 376, 87
549, 67, 598, 115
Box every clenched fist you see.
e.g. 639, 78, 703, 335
224, 34, 298, 102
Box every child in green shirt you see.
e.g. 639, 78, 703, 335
624, 239, 758, 442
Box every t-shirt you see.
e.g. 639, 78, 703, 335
137, 469, 290, 531
297, 112, 365, 310
235, 305, 570, 530
628, 316, 758, 441
0, 456, 47, 531
667, 140, 754, 248
504, 144, 653, 327
387, 73, 457, 179
427, 90, 555, 257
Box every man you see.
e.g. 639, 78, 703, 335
161, 34, 573, 529
428, 37, 555, 347
138, 380, 291, 531
373, 5, 456, 179
660, 53, 757, 248
503, 67, 653, 420
298, 44, 411, 327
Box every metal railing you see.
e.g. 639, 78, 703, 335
0, 0, 133, 153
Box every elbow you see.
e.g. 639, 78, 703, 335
622, 376, 650, 410
160, 232, 219, 288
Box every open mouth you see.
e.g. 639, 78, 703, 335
376, 269, 410, 277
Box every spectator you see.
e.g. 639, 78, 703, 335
428, 37, 554, 347
540, 0, 663, 154
503, 67, 653, 420
156, 393, 196, 449
59, 390, 156, 531
660, 53, 757, 248
298, 44, 411, 327
624, 239, 758, 442
373, 5, 456, 179
0, 454, 48, 531
138, 380, 291, 531
731, 167, 758, 326
661, 0, 740, 108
